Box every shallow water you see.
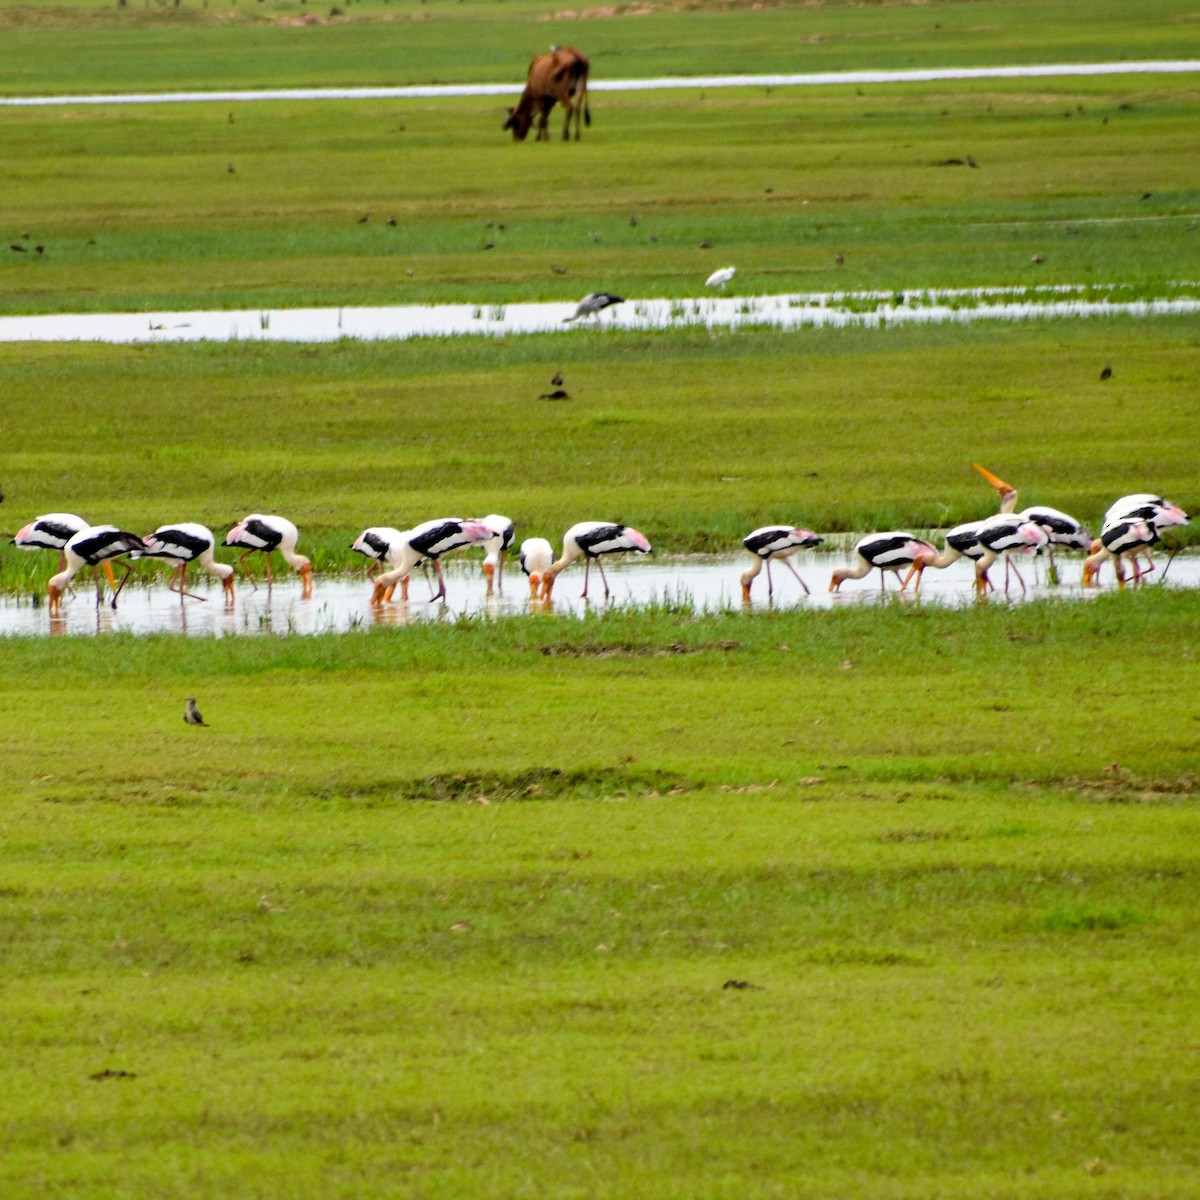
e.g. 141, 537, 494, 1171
0, 288, 1197, 346
4, 550, 1195, 638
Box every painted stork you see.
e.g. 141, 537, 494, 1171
518, 537, 555, 600
223, 515, 312, 596
474, 514, 515, 595
902, 519, 992, 589
740, 525, 823, 601
1101, 494, 1189, 581
972, 463, 1091, 579
13, 512, 119, 594
135, 523, 235, 602
563, 293, 624, 323
541, 522, 652, 600
1082, 518, 1159, 589
47, 526, 146, 615
371, 518, 496, 605
973, 513, 1051, 594
706, 266, 736, 289
350, 526, 413, 598
830, 532, 938, 593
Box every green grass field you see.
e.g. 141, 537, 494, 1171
1, 3, 1199, 1197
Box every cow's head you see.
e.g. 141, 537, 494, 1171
503, 107, 533, 141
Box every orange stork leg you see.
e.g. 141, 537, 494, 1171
236, 549, 260, 589
169, 562, 207, 602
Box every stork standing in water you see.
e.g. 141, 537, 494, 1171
972, 464, 1091, 582
740, 525, 823, 602
47, 526, 146, 615
351, 526, 414, 599
12, 512, 119, 593
518, 537, 555, 600
223, 515, 312, 596
1102, 493, 1189, 581
901, 519, 992, 590
540, 522, 652, 600
135, 524, 235, 602
371, 518, 496, 605
474, 514, 515, 595
1082, 517, 1160, 588
830, 532, 938, 593
972, 513, 1051, 594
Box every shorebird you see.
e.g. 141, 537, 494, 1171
184, 698, 207, 726
740, 525, 823, 601
541, 522, 652, 600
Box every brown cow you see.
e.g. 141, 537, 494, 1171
504, 47, 591, 142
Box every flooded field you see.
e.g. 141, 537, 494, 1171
0, 288, 1197, 346
2, 550, 1195, 638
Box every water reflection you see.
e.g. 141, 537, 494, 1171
2, 550, 1194, 638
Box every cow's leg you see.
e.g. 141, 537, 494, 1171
562, 97, 574, 141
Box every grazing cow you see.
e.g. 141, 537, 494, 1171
504, 47, 591, 142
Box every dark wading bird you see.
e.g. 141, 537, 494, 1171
563, 293, 623, 323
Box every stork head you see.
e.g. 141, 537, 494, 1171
296, 558, 313, 597
47, 571, 68, 615
972, 463, 1019, 510
829, 570, 846, 592
540, 567, 559, 600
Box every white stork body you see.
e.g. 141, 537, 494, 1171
542, 521, 652, 600
12, 512, 90, 569
706, 266, 736, 289
475, 514, 515, 595
830, 532, 938, 593
973, 514, 1051, 594
224, 514, 312, 595
518, 537, 555, 600
1100, 494, 1189, 581
12, 511, 119, 592
47, 525, 146, 615
371, 518, 496, 605
1083, 518, 1159, 588
740, 525, 823, 601
563, 292, 624, 323
135, 523, 235, 602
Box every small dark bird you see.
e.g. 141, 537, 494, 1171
483, 241, 495, 250
835, 252, 845, 265
551, 265, 566, 275
563, 293, 623, 323
539, 389, 570, 401
629, 215, 638, 226
35, 245, 44, 255
1030, 254, 1046, 264
1100, 364, 1113, 381
227, 163, 236, 174
357, 213, 369, 223
551, 371, 564, 386
1141, 191, 1154, 201
386, 217, 396, 226
699, 239, 712, 249
184, 698, 207, 727
966, 155, 978, 167
10, 243, 27, 253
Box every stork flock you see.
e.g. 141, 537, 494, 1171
7, 466, 1190, 618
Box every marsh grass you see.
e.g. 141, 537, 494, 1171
1, 595, 1199, 1197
